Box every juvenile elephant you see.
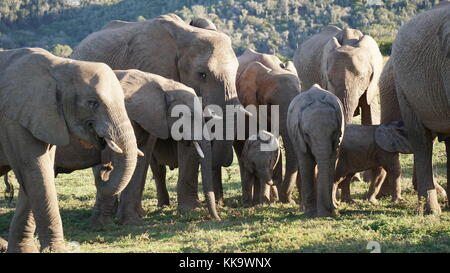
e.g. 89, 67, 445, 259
287, 84, 345, 217
335, 121, 413, 204
390, 6, 450, 215
294, 26, 382, 125
235, 49, 301, 204
241, 130, 280, 205
54, 69, 221, 225
0, 48, 138, 252
71, 13, 244, 222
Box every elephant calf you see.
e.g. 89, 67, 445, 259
241, 130, 280, 205
287, 84, 345, 217
335, 121, 413, 204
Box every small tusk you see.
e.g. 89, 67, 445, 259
205, 108, 222, 120
193, 141, 204, 159
105, 138, 123, 154
137, 149, 144, 157
239, 106, 253, 117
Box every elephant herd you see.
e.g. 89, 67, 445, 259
0, 5, 449, 253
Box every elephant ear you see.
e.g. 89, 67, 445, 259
237, 61, 271, 106
157, 14, 193, 48
321, 37, 341, 88
375, 121, 413, 154
438, 20, 450, 58
0, 49, 70, 146
119, 71, 170, 139
359, 35, 383, 105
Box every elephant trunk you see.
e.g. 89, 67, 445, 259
95, 113, 138, 197
340, 91, 359, 124
198, 139, 221, 220
315, 148, 336, 217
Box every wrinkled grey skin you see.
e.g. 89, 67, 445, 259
294, 26, 382, 125
234, 49, 301, 204
287, 84, 345, 217
53, 70, 220, 225
189, 18, 217, 31
71, 13, 240, 223
0, 48, 138, 252
391, 6, 450, 215
335, 121, 413, 204
241, 131, 280, 205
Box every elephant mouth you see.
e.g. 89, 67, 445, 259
86, 120, 106, 150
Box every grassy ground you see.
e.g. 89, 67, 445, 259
1, 139, 450, 253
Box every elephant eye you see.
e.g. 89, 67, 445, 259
279, 63, 286, 69
198, 72, 207, 80
87, 99, 99, 109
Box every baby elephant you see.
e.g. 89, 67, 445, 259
335, 121, 413, 204
288, 84, 345, 217
241, 130, 280, 205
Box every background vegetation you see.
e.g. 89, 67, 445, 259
0, 0, 443, 57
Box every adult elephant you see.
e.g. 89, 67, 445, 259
390, 6, 450, 215
294, 26, 382, 125
234, 49, 301, 204
71, 14, 242, 223
0, 48, 138, 252
53, 70, 221, 225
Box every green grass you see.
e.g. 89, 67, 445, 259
1, 140, 450, 253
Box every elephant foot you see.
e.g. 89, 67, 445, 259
119, 214, 145, 226
157, 199, 170, 208
317, 210, 335, 218
368, 197, 379, 205
137, 205, 146, 218
178, 199, 201, 210
417, 190, 441, 216
279, 196, 295, 204
391, 196, 403, 203
340, 195, 355, 204
40, 243, 67, 253
89, 214, 114, 228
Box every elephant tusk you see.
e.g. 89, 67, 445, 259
105, 138, 123, 154
137, 149, 144, 157
193, 141, 204, 159
239, 106, 253, 117
205, 108, 222, 120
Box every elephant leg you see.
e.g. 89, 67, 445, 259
1, 128, 65, 252
6, 188, 37, 253
259, 181, 271, 204
177, 142, 200, 210
240, 168, 254, 207
116, 137, 156, 225
397, 88, 440, 215
116, 156, 150, 225
273, 153, 283, 186
279, 136, 298, 204
270, 185, 279, 202
446, 140, 450, 208
338, 176, 354, 203
234, 141, 253, 205
91, 166, 118, 227
253, 178, 262, 205
212, 166, 224, 205
150, 156, 170, 207
367, 167, 386, 204
298, 152, 316, 217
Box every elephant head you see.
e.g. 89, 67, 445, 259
189, 17, 217, 31
71, 13, 242, 167
0, 48, 138, 198
321, 29, 383, 124
375, 121, 413, 154
115, 69, 221, 219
